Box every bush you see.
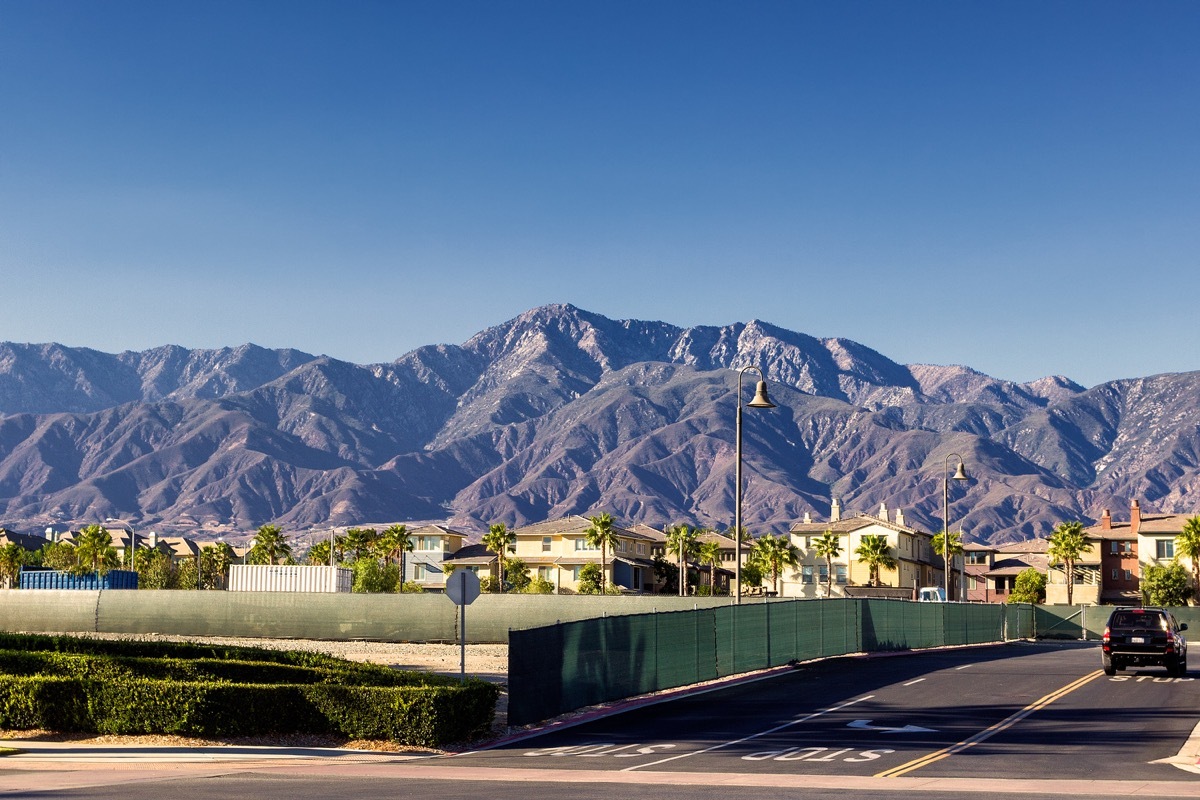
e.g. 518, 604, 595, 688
0, 633, 498, 744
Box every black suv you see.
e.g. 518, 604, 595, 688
1101, 606, 1188, 676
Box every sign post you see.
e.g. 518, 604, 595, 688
445, 570, 481, 680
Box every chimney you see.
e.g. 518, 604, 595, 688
831, 498, 842, 522
802, 511, 812, 524
1130, 500, 1141, 536
895, 508, 906, 527
879, 502, 889, 519
1100, 508, 1112, 530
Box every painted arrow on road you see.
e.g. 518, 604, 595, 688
847, 719, 936, 734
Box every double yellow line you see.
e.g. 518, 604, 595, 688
875, 669, 1104, 778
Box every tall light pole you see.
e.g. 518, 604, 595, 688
942, 453, 968, 601
735, 365, 776, 605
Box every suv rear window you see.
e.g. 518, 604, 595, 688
1110, 611, 1167, 629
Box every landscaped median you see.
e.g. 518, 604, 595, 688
0, 633, 499, 747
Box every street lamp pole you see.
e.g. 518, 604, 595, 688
735, 365, 776, 605
942, 453, 968, 601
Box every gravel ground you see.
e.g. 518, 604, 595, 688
2, 632, 510, 752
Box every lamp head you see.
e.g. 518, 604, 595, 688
748, 380, 776, 409
951, 461, 968, 481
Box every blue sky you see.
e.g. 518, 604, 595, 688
1, 1, 1196, 388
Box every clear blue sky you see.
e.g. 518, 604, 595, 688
1, 1, 1196, 388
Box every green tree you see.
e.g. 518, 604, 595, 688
73, 524, 119, 577
1175, 516, 1200, 595
696, 539, 723, 595
751, 533, 800, 594
812, 530, 843, 598
584, 513, 619, 594
199, 542, 234, 589
1008, 568, 1046, 604
854, 534, 897, 587
351, 558, 399, 593
652, 552, 679, 594
306, 540, 333, 566
932, 529, 964, 599
1047, 521, 1089, 606
340, 527, 377, 562
576, 562, 603, 594
35, 541, 77, 570
503, 556, 531, 592
247, 524, 292, 565
482, 523, 516, 592
376, 524, 413, 583
524, 576, 555, 594
0, 543, 27, 588
740, 559, 765, 592
1141, 562, 1194, 607
138, 549, 177, 589
666, 523, 699, 596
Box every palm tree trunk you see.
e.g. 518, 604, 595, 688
601, 543, 607, 594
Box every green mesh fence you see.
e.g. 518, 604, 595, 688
509, 598, 1019, 726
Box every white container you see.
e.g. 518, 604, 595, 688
228, 564, 353, 593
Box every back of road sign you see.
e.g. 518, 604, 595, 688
446, 570, 481, 606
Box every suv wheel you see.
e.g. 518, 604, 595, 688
1102, 654, 1117, 676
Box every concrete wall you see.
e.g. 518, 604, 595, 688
0, 590, 734, 643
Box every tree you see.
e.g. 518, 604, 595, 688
524, 576, 555, 594
73, 524, 119, 577
340, 527, 377, 562
247, 524, 292, 565
199, 542, 234, 590
306, 540, 333, 566
666, 523, 699, 596
854, 534, 897, 587
584, 513, 619, 594
812, 530, 842, 598
503, 556, 531, 592
1047, 521, 1089, 606
351, 558, 399, 594
696, 539, 723, 595
377, 524, 414, 583
576, 562, 603, 594
35, 541, 77, 571
932, 529, 964, 598
1008, 568, 1046, 604
740, 559, 765, 592
1176, 516, 1200, 595
138, 549, 177, 589
482, 523, 516, 592
652, 552, 679, 594
1141, 562, 1194, 607
751, 533, 799, 594
0, 543, 27, 588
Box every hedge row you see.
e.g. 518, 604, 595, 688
0, 634, 500, 745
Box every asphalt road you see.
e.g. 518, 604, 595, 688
9, 640, 1200, 799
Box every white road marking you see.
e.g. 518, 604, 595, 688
1151, 719, 1200, 774
955, 664, 973, 670
621, 695, 874, 772
902, 678, 926, 686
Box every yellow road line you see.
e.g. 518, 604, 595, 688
875, 669, 1103, 778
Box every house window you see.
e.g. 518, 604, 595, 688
1110, 542, 1119, 554
537, 566, 553, 581
966, 552, 988, 565
1125, 569, 1133, 581
1111, 568, 1120, 581
994, 579, 1007, 594
1123, 542, 1133, 554
801, 565, 814, 584
574, 538, 599, 551
835, 565, 847, 584
542, 537, 552, 552
818, 564, 829, 584
1157, 540, 1175, 559
968, 576, 978, 590
572, 566, 583, 581
637, 543, 647, 555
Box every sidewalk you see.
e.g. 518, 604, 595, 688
0, 738, 429, 764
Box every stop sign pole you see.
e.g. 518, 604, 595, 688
446, 570, 481, 680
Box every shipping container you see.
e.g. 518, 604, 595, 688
18, 568, 138, 590
227, 564, 353, 593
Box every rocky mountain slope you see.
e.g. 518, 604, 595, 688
0, 304, 1196, 544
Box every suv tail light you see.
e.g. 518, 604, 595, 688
1102, 625, 1111, 653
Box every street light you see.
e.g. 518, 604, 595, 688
942, 453, 968, 601
735, 365, 776, 605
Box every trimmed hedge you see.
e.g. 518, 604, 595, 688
0, 634, 500, 746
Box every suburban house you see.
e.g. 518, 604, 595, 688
966, 539, 1048, 603
402, 524, 468, 589
628, 524, 739, 594
786, 500, 945, 599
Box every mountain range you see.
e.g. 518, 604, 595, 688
1, 303, 1197, 545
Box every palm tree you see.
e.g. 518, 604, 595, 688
74, 524, 119, 577
247, 524, 292, 565
584, 513, 619, 594
482, 523, 516, 592
0, 543, 26, 588
932, 529, 965, 600
1176, 516, 1200, 595
854, 534, 896, 587
812, 530, 842, 598
666, 523, 700, 596
200, 541, 234, 589
341, 527, 377, 562
377, 524, 414, 584
696, 539, 723, 595
751, 533, 800, 594
1048, 521, 1090, 606
306, 540, 332, 566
